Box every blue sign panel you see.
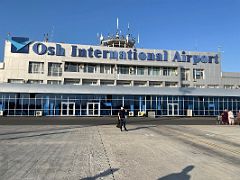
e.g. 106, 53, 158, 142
9, 37, 32, 53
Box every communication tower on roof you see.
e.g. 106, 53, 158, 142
99, 18, 136, 48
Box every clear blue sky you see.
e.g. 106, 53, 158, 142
0, 0, 239, 72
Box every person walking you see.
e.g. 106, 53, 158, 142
228, 110, 234, 125
221, 109, 229, 125
118, 107, 128, 131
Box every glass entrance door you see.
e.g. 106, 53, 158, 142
168, 103, 179, 116
61, 102, 75, 116
87, 102, 100, 116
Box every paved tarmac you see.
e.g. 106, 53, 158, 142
0, 116, 216, 125
0, 117, 239, 180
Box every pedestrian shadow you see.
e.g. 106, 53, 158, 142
127, 125, 157, 131
158, 165, 194, 180
80, 168, 119, 180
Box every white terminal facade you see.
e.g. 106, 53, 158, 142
0, 30, 239, 116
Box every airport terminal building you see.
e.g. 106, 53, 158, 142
0, 32, 240, 117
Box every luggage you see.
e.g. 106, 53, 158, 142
116, 118, 120, 128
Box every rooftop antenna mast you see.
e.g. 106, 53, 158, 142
217, 45, 222, 53
50, 25, 55, 42
100, 33, 104, 43
7, 32, 11, 41
117, 17, 119, 32
126, 23, 130, 43
97, 32, 99, 43
44, 33, 49, 42
194, 39, 198, 51
116, 17, 119, 38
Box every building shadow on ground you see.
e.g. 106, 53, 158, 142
0, 125, 90, 136
158, 165, 194, 180
0, 129, 73, 140
80, 168, 118, 180
0, 116, 216, 125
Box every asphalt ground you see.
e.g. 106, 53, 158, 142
0, 116, 239, 180
0, 116, 216, 125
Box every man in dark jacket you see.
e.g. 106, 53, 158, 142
118, 107, 128, 131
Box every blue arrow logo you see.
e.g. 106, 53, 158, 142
9, 37, 32, 53
9, 38, 32, 51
